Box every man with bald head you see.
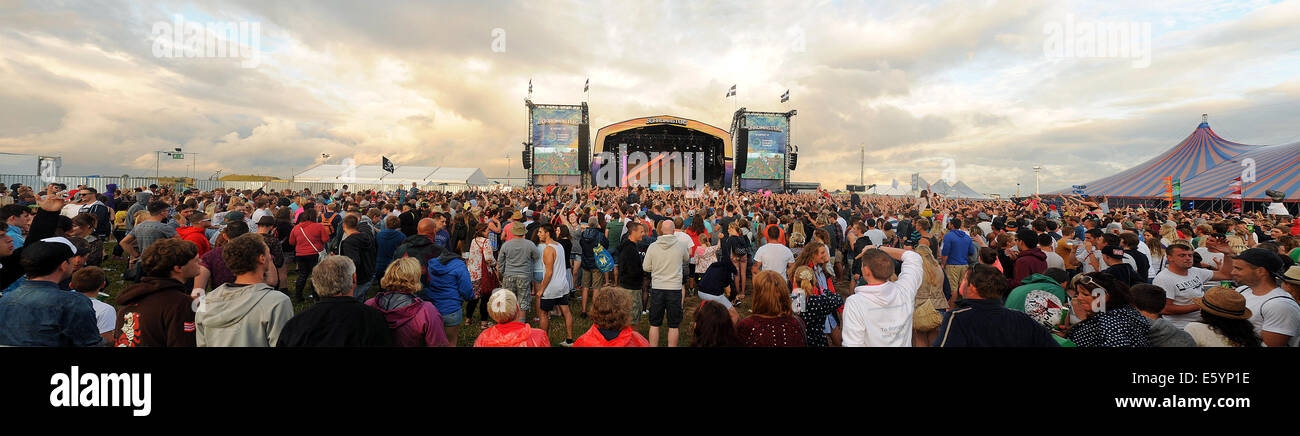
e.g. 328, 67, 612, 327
642, 219, 691, 347
391, 217, 447, 291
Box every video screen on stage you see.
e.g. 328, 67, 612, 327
531, 106, 582, 175
742, 114, 787, 180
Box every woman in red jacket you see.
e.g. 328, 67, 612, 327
573, 286, 648, 347
288, 208, 331, 302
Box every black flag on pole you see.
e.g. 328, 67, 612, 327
382, 156, 394, 173
584, 78, 589, 92
725, 84, 736, 98
780, 89, 789, 103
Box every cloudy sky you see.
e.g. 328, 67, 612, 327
1, 0, 1298, 195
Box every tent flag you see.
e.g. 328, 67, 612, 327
1229, 177, 1243, 213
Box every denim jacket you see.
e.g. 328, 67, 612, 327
0, 279, 104, 346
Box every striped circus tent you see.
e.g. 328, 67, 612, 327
1180, 140, 1300, 201
1057, 117, 1260, 198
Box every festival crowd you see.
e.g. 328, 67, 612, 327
1, 180, 1298, 348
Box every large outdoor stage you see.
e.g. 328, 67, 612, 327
523, 101, 797, 191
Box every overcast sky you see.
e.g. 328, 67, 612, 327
1, 0, 1298, 195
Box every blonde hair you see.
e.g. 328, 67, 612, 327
487, 288, 519, 323
913, 245, 943, 289
379, 257, 422, 294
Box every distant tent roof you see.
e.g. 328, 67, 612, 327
1180, 141, 1300, 201
1055, 119, 1260, 198
949, 181, 990, 199
929, 179, 951, 195
294, 165, 489, 186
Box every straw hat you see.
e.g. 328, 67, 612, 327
1193, 287, 1252, 320
1281, 265, 1300, 286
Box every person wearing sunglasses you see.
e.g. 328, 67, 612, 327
1066, 272, 1150, 347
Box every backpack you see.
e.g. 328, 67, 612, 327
593, 244, 615, 273
320, 211, 339, 236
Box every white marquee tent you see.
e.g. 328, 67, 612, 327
294, 164, 490, 187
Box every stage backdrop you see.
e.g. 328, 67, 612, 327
531, 106, 582, 176
741, 114, 788, 180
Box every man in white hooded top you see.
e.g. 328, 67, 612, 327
842, 245, 922, 347
196, 233, 292, 347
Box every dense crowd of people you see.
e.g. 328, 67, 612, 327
1, 180, 1298, 348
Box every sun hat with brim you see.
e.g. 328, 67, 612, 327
511, 211, 523, 221
510, 222, 526, 236
1281, 265, 1300, 286
1193, 287, 1252, 320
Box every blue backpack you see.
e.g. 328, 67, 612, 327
593, 244, 615, 273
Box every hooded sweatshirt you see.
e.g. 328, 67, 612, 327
177, 225, 211, 256
195, 282, 294, 347
393, 234, 442, 285
473, 321, 550, 347
1003, 273, 1068, 314
365, 292, 449, 347
374, 229, 407, 281
842, 250, 923, 347
1147, 316, 1196, 347
1010, 246, 1048, 287
642, 233, 690, 290
115, 277, 196, 347
422, 250, 474, 316
124, 192, 153, 230
572, 325, 649, 347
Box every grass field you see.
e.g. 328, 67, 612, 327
98, 241, 853, 346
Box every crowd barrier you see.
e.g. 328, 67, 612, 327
0, 175, 495, 194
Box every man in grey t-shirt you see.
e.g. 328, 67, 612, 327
496, 222, 539, 322
120, 200, 178, 268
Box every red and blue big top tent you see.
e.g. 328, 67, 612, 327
1058, 115, 1300, 201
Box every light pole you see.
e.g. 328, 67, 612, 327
1033, 165, 1041, 196
155, 147, 182, 178
860, 143, 864, 186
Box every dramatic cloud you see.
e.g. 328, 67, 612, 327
0, 0, 1297, 195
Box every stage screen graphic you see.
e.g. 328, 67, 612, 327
531, 106, 582, 175
741, 114, 787, 180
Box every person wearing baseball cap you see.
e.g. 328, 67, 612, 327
1228, 247, 1300, 347
1097, 244, 1138, 286
0, 238, 102, 346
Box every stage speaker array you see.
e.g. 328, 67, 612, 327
522, 148, 531, 169
734, 127, 749, 175
578, 123, 590, 172
788, 152, 798, 171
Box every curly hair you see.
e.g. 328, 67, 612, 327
590, 287, 632, 330
221, 233, 268, 275
142, 238, 198, 278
